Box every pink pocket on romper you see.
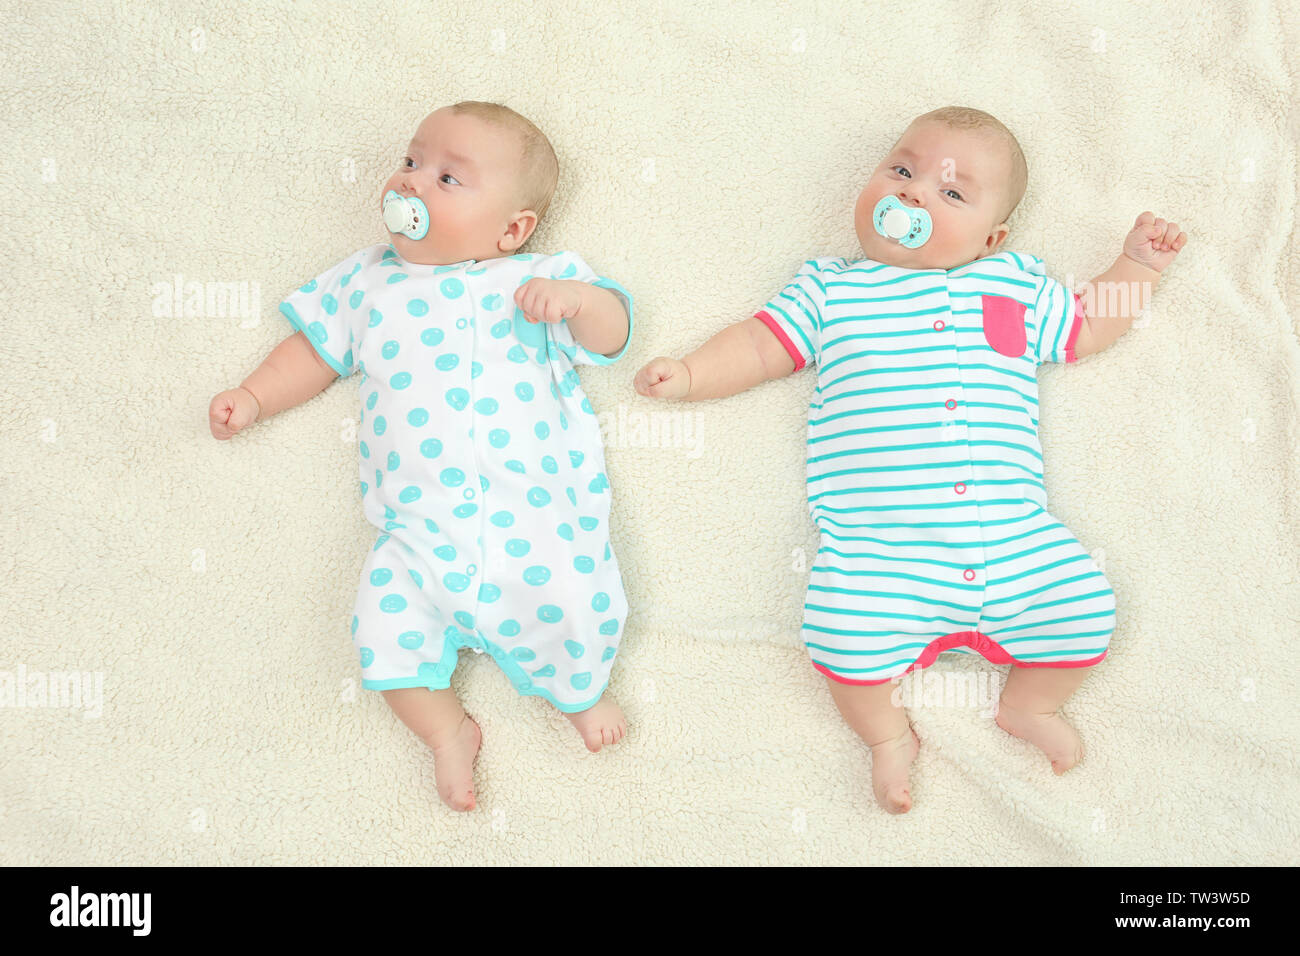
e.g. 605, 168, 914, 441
980, 295, 1028, 358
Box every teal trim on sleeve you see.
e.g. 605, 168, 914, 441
574, 276, 634, 365
278, 301, 351, 377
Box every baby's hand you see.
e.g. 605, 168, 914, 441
209, 386, 260, 440
1122, 211, 1187, 274
633, 356, 692, 400
514, 278, 583, 324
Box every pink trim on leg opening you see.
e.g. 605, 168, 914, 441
753, 310, 805, 372
1063, 292, 1085, 363
812, 630, 1109, 685
812, 661, 894, 686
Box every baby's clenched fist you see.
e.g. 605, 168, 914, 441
209, 386, 261, 440
514, 277, 582, 324
1123, 211, 1187, 274
633, 356, 692, 400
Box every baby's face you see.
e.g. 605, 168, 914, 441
380, 108, 534, 265
853, 120, 1013, 271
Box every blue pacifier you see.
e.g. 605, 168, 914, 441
382, 189, 429, 240
873, 195, 932, 248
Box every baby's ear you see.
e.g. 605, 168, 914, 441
499, 209, 539, 253
983, 223, 1010, 256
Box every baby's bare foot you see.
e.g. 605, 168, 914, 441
870, 726, 921, 814
994, 700, 1083, 774
423, 713, 482, 811
564, 695, 627, 753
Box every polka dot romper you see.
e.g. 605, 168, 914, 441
279, 242, 634, 712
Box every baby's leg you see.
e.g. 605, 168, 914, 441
382, 687, 482, 811
995, 666, 1092, 774
824, 677, 920, 814
562, 691, 627, 753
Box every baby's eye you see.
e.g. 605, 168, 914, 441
440, 173, 461, 186
892, 165, 911, 178
943, 188, 963, 201
401, 157, 416, 169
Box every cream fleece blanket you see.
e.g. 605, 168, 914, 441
2, 0, 1297, 865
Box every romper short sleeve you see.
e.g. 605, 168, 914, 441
753, 259, 826, 372
529, 250, 634, 366
1016, 252, 1086, 365
277, 249, 374, 378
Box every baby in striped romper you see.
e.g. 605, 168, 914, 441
635, 107, 1186, 813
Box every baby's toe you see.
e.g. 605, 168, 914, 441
884, 786, 912, 814
441, 785, 476, 812
1051, 741, 1085, 775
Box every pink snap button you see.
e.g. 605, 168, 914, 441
933, 319, 945, 331
954, 482, 966, 494
963, 568, 976, 582
944, 399, 957, 410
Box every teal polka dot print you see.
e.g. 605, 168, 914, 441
279, 243, 633, 712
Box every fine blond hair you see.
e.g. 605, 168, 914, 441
449, 100, 560, 226
909, 106, 1028, 224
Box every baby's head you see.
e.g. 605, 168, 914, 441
853, 107, 1027, 271
380, 101, 559, 265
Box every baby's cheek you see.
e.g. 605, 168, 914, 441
853, 192, 876, 232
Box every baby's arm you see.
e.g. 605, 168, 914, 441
516, 279, 630, 358
633, 315, 795, 400
566, 284, 629, 358
1072, 211, 1186, 360
208, 331, 340, 439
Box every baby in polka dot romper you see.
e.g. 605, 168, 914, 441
210, 102, 634, 811
635, 107, 1187, 813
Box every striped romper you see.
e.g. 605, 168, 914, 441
754, 251, 1116, 685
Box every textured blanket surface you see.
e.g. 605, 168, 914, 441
2, 0, 1297, 864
